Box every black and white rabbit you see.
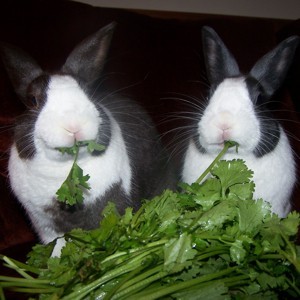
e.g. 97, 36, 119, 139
181, 26, 299, 217
0, 23, 176, 254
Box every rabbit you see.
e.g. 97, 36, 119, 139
0, 22, 176, 255
181, 26, 299, 218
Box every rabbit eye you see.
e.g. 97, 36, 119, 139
29, 96, 39, 109
256, 94, 262, 103
256, 94, 265, 105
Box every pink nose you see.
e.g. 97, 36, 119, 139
64, 125, 84, 141
222, 128, 231, 141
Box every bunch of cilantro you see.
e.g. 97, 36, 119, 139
1, 142, 300, 300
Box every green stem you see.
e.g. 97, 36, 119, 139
279, 231, 300, 273
0, 281, 49, 288
120, 270, 169, 300
5, 287, 58, 294
286, 277, 300, 296
0, 276, 51, 286
1, 256, 34, 280
61, 251, 159, 300
100, 239, 167, 266
259, 254, 284, 260
0, 255, 40, 275
196, 141, 238, 184
115, 265, 163, 295
112, 266, 166, 299
130, 267, 238, 299
222, 274, 250, 286
103, 255, 156, 300
0, 287, 5, 300
66, 142, 80, 181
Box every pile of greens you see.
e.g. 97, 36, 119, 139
0, 142, 299, 299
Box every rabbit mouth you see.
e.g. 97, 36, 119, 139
209, 142, 225, 147
64, 128, 86, 143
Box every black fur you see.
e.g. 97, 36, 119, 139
245, 76, 280, 157
46, 182, 130, 233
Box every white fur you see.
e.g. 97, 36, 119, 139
8, 75, 132, 244
199, 78, 261, 155
182, 78, 296, 217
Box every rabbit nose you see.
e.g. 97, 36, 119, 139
213, 111, 235, 141
64, 127, 85, 142
214, 111, 234, 129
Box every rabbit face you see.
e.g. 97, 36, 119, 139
198, 77, 260, 155
34, 75, 101, 158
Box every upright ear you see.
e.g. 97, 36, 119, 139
202, 26, 240, 86
250, 35, 300, 98
0, 43, 43, 101
62, 22, 116, 86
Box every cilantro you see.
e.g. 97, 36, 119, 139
1, 141, 300, 299
55, 140, 105, 206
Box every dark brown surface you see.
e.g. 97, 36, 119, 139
0, 0, 299, 274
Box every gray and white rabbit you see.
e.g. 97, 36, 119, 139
0, 23, 176, 254
181, 26, 299, 217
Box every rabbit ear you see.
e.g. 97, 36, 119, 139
250, 36, 299, 98
0, 43, 43, 100
62, 22, 116, 86
202, 26, 240, 86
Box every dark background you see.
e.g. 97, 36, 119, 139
0, 0, 299, 266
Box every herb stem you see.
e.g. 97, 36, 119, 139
118, 270, 169, 300
130, 267, 238, 299
1, 257, 33, 280
101, 239, 168, 265
104, 255, 157, 300
196, 141, 238, 184
286, 277, 300, 296
62, 251, 158, 300
0, 255, 40, 275
0, 276, 50, 285
0, 287, 5, 300
115, 265, 163, 295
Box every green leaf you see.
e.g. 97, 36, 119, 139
230, 239, 247, 264
237, 198, 271, 234
195, 200, 236, 231
228, 182, 255, 200
280, 211, 300, 237
90, 202, 120, 246
193, 178, 222, 210
212, 159, 253, 197
164, 233, 197, 273
56, 162, 90, 206
56, 144, 78, 155
27, 243, 55, 269
86, 140, 106, 153
55, 140, 105, 206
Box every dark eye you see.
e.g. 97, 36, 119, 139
28, 95, 39, 109
256, 94, 264, 105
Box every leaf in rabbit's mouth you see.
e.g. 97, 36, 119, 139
56, 140, 105, 155
55, 140, 105, 206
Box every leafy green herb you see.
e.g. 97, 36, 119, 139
56, 140, 105, 206
1, 141, 299, 299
